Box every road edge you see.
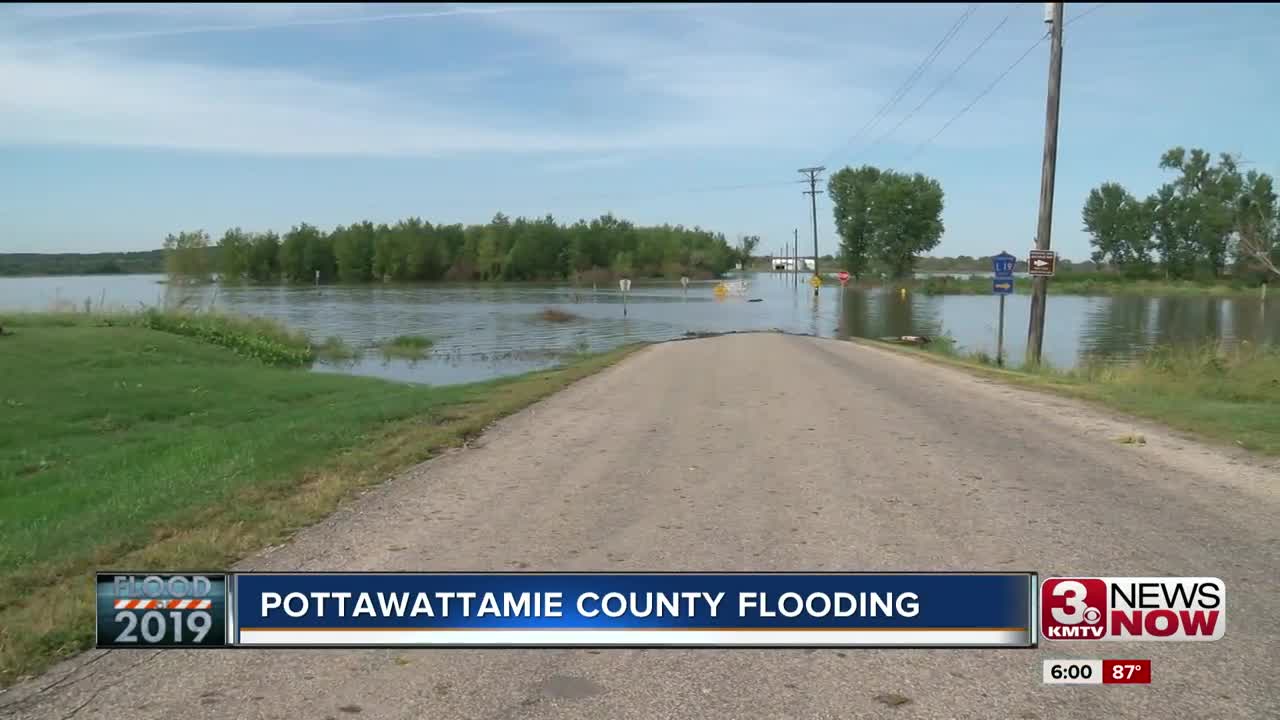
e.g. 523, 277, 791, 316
846, 336, 1276, 461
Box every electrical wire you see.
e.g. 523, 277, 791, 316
864, 7, 1017, 154
900, 3, 1105, 164
1065, 3, 1106, 27
902, 30, 1050, 164
817, 3, 980, 167
551, 4, 1104, 200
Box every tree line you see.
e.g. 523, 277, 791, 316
0, 250, 166, 277
1084, 147, 1279, 281
913, 255, 1099, 273
164, 213, 748, 284
825, 148, 1277, 284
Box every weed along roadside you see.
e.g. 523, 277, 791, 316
0, 310, 641, 686
855, 336, 1280, 456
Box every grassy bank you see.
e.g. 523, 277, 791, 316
0, 312, 639, 686
865, 336, 1280, 455
915, 273, 1269, 297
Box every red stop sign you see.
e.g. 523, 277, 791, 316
837, 271, 850, 284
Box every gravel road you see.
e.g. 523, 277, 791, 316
3, 334, 1277, 719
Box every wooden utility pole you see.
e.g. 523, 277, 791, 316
1026, 2, 1064, 366
798, 167, 825, 296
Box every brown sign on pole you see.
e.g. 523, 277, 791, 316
1028, 249, 1057, 277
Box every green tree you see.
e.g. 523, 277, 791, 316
868, 171, 945, 278
277, 223, 331, 282
1148, 185, 1199, 280
217, 227, 252, 282
1084, 147, 1275, 282
247, 231, 281, 282
501, 217, 536, 280
1154, 148, 1241, 278
332, 222, 375, 283
303, 229, 335, 283
162, 211, 742, 285
736, 234, 761, 269
1082, 182, 1154, 275
371, 223, 401, 281
162, 230, 212, 284
475, 225, 502, 280
828, 166, 942, 279
1235, 170, 1279, 279
399, 217, 447, 281
828, 165, 882, 279
278, 225, 308, 282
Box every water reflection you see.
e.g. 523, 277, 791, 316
836, 287, 943, 342
1081, 296, 1154, 361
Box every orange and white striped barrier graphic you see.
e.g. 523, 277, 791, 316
114, 599, 212, 610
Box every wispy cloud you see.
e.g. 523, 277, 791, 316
0, 46, 733, 156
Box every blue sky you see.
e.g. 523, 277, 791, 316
2, 3, 1277, 260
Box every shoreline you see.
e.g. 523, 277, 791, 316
4, 270, 1271, 298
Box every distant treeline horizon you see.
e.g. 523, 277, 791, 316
159, 213, 753, 284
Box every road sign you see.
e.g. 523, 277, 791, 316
992, 278, 1014, 295
837, 270, 850, 285
619, 278, 632, 292
680, 276, 690, 289
993, 252, 1017, 278
810, 275, 823, 289
1028, 249, 1057, 277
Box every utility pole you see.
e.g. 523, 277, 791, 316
798, 166, 824, 296
1026, 2, 1064, 366
793, 228, 799, 285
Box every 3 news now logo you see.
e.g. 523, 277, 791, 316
1041, 577, 1225, 641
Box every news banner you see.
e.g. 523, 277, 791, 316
99, 572, 1225, 684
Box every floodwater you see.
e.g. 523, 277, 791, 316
3, 273, 1275, 385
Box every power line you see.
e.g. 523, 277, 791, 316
684, 179, 808, 194
548, 4, 1106, 205
1065, 3, 1106, 27
798, 166, 825, 292
902, 29, 1050, 164
818, 3, 979, 167
864, 7, 1017, 154
541, 178, 807, 208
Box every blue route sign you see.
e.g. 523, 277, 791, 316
992, 252, 1017, 278
992, 278, 1014, 295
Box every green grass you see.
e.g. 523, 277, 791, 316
0, 318, 639, 686
379, 334, 434, 359
865, 337, 1280, 455
138, 308, 313, 365
916, 273, 1269, 297
1, 308, 315, 365
315, 334, 360, 361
